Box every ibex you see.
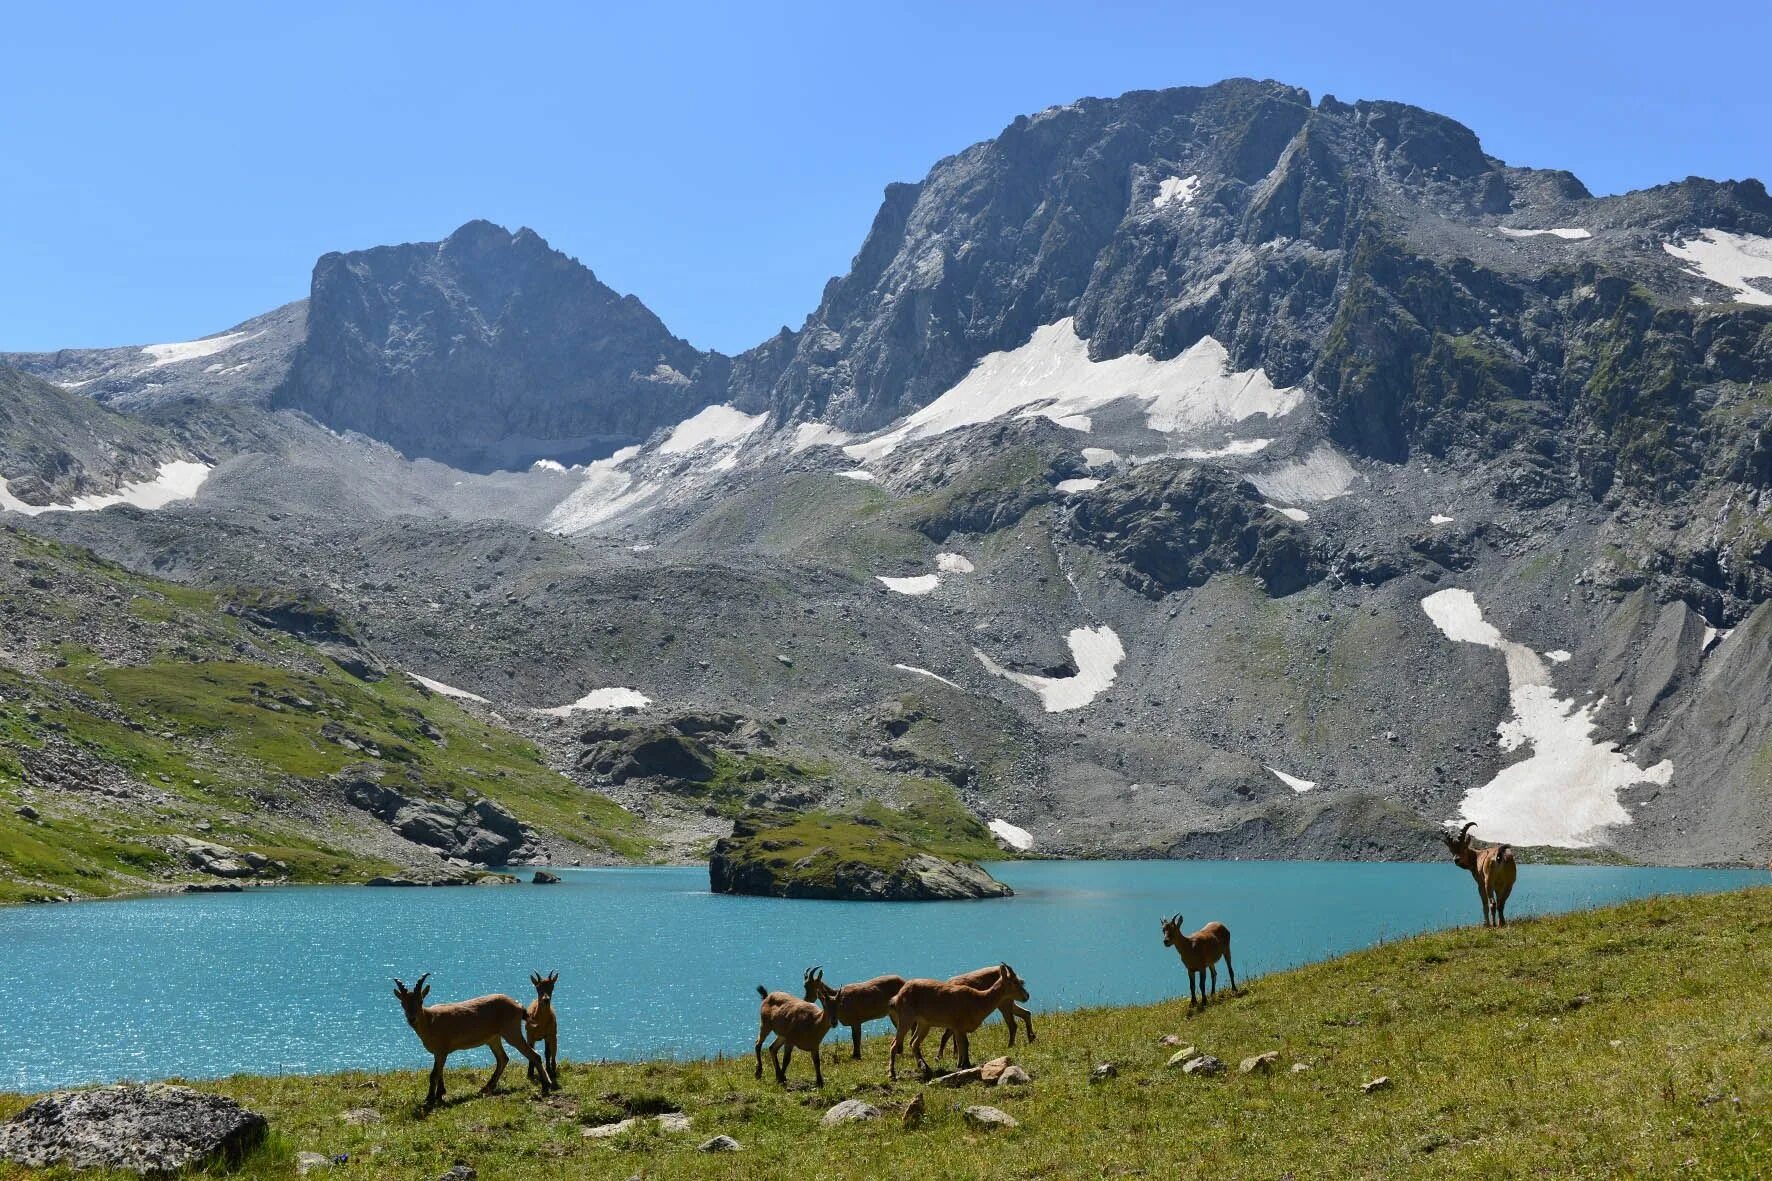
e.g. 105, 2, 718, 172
524, 971, 558, 1085
801, 966, 904, 1060
1159, 913, 1237, 1006
935, 963, 1036, 1059
754, 984, 839, 1086
887, 962, 1028, 1080
1442, 821, 1517, 927
392, 973, 555, 1107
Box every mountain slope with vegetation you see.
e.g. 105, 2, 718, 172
2, 887, 1764, 1177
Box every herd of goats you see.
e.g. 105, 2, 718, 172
390, 823, 1517, 1106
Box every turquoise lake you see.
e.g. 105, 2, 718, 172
0, 860, 1762, 1091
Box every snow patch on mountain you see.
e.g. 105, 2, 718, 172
0, 461, 212, 517
1265, 504, 1309, 522
1265, 766, 1316, 793
1056, 478, 1103, 493
878, 574, 940, 595
791, 422, 853, 452
1153, 175, 1200, 209
1248, 445, 1358, 502
893, 663, 961, 689
843, 319, 1300, 461
542, 446, 645, 532
408, 674, 488, 704
661, 404, 767, 453
1081, 447, 1120, 468
936, 552, 975, 574
1421, 588, 1673, 847
1178, 438, 1271, 459
975, 625, 1125, 712
140, 331, 253, 368
1498, 227, 1591, 240
538, 687, 652, 715
1664, 230, 1772, 306
988, 818, 1035, 850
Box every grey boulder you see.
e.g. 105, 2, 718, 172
0, 1084, 267, 1174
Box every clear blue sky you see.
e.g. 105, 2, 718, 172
4, 0, 1768, 355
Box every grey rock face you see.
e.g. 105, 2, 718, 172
343, 778, 540, 865
0, 1084, 267, 1173
275, 220, 730, 472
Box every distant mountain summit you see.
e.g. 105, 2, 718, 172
273, 219, 731, 471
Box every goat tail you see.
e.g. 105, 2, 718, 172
757, 985, 768, 999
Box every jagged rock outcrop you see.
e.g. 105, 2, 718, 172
275, 220, 731, 471
1067, 462, 1320, 596
343, 777, 541, 865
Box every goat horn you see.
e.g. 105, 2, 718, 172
1458, 821, 1478, 842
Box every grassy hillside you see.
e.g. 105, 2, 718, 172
3, 888, 1765, 1178
0, 527, 646, 903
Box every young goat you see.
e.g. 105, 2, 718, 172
754, 984, 839, 1086
524, 971, 559, 1086
887, 963, 1027, 1080
935, 963, 1036, 1059
1158, 913, 1237, 1007
392, 973, 555, 1108
801, 966, 905, 1060
1442, 821, 1517, 927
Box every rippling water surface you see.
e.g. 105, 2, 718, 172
0, 860, 1761, 1091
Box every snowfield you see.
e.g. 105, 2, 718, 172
140, 331, 253, 368
935, 552, 975, 574
1055, 477, 1102, 493
538, 688, 652, 716
877, 574, 940, 596
976, 625, 1125, 712
1248, 445, 1358, 502
790, 423, 853, 452
541, 446, 646, 533
1081, 447, 1120, 468
1421, 588, 1672, 847
843, 318, 1300, 461
1664, 229, 1772, 306
988, 818, 1035, 850
892, 663, 962, 690
1265, 504, 1309, 523
408, 674, 488, 704
0, 460, 212, 516
1265, 766, 1316, 793
660, 404, 766, 453
1498, 227, 1591, 240
1153, 174, 1201, 209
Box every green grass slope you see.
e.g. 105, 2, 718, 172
0, 527, 645, 903
3, 888, 1766, 1178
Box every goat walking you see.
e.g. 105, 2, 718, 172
392, 973, 555, 1108
935, 963, 1036, 1059
755, 985, 838, 1086
802, 966, 904, 1060
887, 963, 1028, 1080
1442, 821, 1517, 926
1159, 913, 1237, 1006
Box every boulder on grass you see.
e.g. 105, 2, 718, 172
0, 1084, 267, 1174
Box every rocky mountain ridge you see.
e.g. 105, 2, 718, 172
3, 78, 1770, 870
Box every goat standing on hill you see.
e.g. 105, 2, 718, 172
524, 971, 559, 1086
887, 962, 1028, 1080
392, 973, 556, 1108
1159, 913, 1237, 1007
1442, 821, 1517, 927
935, 963, 1036, 1059
755, 984, 839, 1086
802, 966, 904, 1060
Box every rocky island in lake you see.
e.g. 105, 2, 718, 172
709, 810, 1013, 901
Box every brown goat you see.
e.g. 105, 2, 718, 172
801, 966, 904, 1060
524, 971, 558, 1085
754, 985, 839, 1086
887, 962, 1027, 1080
392, 973, 555, 1107
935, 963, 1036, 1059
1442, 821, 1517, 926
1158, 913, 1237, 1007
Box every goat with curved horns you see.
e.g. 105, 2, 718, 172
392, 973, 556, 1108
887, 963, 1028, 1080
1159, 913, 1237, 1007
1442, 821, 1517, 927
755, 984, 839, 1086
524, 971, 559, 1086
936, 964, 1036, 1060
801, 966, 904, 1060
